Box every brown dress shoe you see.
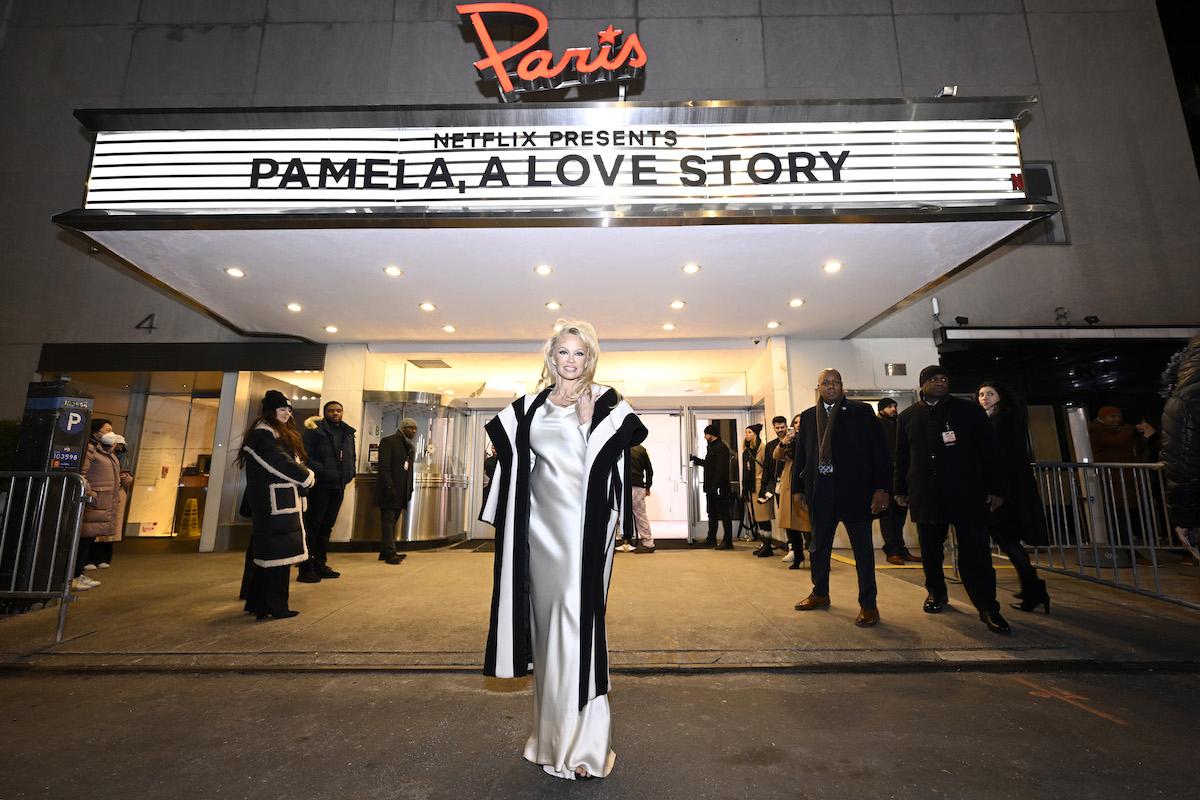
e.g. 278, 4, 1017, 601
903, 552, 923, 563
886, 555, 905, 565
855, 608, 880, 626
794, 593, 831, 611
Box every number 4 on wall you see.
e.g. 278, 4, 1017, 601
135, 313, 157, 332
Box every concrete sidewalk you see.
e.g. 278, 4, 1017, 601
3, 543, 1199, 673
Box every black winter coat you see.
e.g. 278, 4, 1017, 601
630, 444, 653, 489
694, 437, 732, 493
894, 396, 1007, 526
303, 419, 356, 490
1163, 333, 1200, 529
762, 438, 783, 495
241, 424, 315, 567
987, 408, 1049, 546
374, 430, 415, 510
791, 398, 891, 523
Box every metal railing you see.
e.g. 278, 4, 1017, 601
0, 471, 89, 641
1028, 461, 1191, 605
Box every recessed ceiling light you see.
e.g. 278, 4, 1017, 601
767, 321, 781, 329
670, 300, 685, 309
823, 261, 842, 273
384, 266, 403, 277
324, 326, 338, 333
445, 390, 455, 395
662, 323, 675, 330
287, 303, 303, 312
682, 263, 701, 274
535, 265, 553, 275
553, 323, 564, 332
788, 298, 805, 308
224, 267, 245, 278
546, 301, 561, 310
420, 303, 436, 311
442, 325, 456, 333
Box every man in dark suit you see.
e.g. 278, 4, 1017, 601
691, 423, 734, 549
791, 369, 891, 626
374, 417, 417, 565
893, 365, 1011, 633
877, 398, 919, 565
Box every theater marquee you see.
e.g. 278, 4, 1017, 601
82, 118, 1024, 213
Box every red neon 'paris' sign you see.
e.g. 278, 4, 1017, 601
457, 3, 647, 102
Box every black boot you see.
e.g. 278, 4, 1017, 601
296, 561, 321, 583
1010, 578, 1050, 614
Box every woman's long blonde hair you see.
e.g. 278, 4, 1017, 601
537, 319, 600, 401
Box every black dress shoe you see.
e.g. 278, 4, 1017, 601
979, 609, 1011, 634
384, 555, 403, 564
714, 543, 733, 550
257, 609, 300, 620
923, 595, 947, 613
297, 571, 321, 583
314, 564, 340, 579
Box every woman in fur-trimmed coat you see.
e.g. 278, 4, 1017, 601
481, 321, 647, 782
236, 390, 314, 620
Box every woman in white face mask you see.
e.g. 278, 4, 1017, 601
74, 419, 131, 592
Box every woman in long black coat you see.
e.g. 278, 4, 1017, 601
977, 381, 1051, 613
237, 390, 315, 620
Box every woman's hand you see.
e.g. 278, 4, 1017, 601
575, 388, 595, 426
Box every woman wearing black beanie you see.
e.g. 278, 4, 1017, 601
236, 390, 314, 620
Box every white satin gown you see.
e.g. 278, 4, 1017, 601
524, 401, 616, 780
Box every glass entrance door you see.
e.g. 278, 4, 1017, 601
685, 408, 758, 543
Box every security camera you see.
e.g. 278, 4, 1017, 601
752, 337, 762, 345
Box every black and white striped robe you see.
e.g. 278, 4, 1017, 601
481, 385, 647, 711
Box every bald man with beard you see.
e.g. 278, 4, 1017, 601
791, 369, 891, 627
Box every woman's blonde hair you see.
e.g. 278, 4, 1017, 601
538, 319, 600, 400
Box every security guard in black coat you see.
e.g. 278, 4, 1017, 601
894, 365, 1011, 633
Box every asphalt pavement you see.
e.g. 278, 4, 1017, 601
2, 543, 1199, 798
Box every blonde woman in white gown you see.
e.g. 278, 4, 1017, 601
481, 320, 647, 780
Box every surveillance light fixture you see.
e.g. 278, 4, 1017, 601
1084, 315, 1100, 325
936, 85, 958, 98
955, 316, 969, 326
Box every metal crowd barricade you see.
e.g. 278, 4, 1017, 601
1028, 461, 1187, 605
0, 471, 89, 641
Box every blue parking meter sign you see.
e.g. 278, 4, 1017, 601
59, 409, 88, 435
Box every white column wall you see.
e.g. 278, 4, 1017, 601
785, 338, 939, 402
319, 343, 386, 543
